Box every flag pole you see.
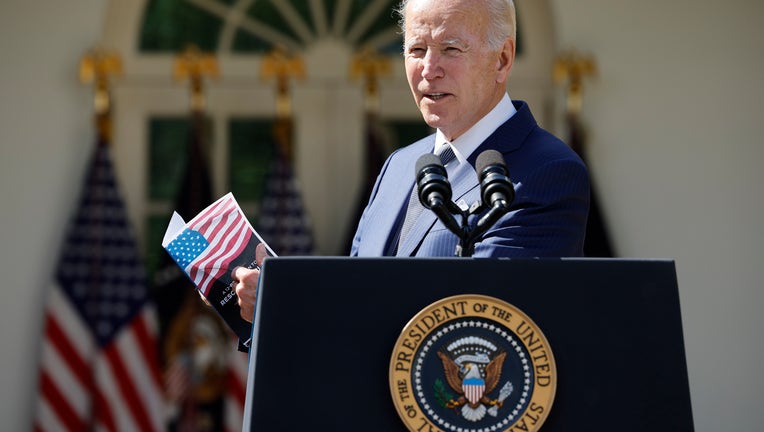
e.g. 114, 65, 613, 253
350, 45, 391, 169
174, 44, 219, 114
554, 49, 615, 257
173, 44, 219, 215
79, 48, 122, 143
257, 46, 314, 256
260, 44, 305, 119
342, 47, 392, 253
260, 44, 305, 162
350, 45, 391, 114
553, 49, 597, 119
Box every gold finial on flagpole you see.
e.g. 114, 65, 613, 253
350, 46, 391, 112
553, 49, 597, 116
173, 45, 220, 112
79, 48, 122, 141
260, 45, 306, 118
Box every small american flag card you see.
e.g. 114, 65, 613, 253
162, 192, 276, 348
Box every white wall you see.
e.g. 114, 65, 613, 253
550, 0, 764, 429
0, 0, 108, 430
0, 0, 762, 430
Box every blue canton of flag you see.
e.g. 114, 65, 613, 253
167, 229, 209, 269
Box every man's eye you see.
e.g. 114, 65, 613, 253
409, 47, 426, 56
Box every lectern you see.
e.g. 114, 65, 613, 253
242, 258, 694, 431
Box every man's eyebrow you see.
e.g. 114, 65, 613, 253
403, 38, 470, 50
441, 38, 471, 48
403, 38, 423, 48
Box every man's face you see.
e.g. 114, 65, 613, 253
404, 0, 513, 141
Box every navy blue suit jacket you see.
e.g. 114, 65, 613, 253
350, 101, 590, 257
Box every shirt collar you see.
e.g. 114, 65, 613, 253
434, 93, 517, 163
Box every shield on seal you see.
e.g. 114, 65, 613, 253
463, 377, 486, 405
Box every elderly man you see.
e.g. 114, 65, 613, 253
234, 0, 590, 322
350, 0, 590, 258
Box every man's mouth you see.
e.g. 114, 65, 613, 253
424, 92, 448, 101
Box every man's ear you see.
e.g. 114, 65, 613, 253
496, 38, 515, 84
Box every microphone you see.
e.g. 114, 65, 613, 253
410, 150, 514, 257
415, 153, 463, 235
471, 150, 515, 241
476, 150, 515, 210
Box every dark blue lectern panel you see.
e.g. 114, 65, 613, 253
243, 258, 693, 431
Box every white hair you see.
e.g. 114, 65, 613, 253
394, 0, 516, 51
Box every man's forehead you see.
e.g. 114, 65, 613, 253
404, 2, 485, 39
404, 20, 481, 46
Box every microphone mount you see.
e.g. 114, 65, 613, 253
415, 150, 515, 257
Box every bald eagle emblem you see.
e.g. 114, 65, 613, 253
436, 339, 514, 422
390, 296, 557, 432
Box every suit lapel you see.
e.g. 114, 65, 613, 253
396, 160, 475, 256
363, 137, 434, 256
395, 101, 538, 256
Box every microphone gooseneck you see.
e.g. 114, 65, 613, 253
412, 149, 516, 257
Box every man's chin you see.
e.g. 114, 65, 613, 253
420, 112, 448, 130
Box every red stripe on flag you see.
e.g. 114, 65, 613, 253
188, 207, 251, 295
39, 371, 87, 432
196, 219, 251, 295
189, 197, 228, 227
133, 313, 163, 390
46, 313, 91, 389
193, 203, 239, 246
93, 384, 118, 432
188, 211, 238, 277
190, 199, 236, 234
226, 363, 247, 406
104, 342, 158, 432
225, 346, 248, 432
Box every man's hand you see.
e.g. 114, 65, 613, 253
232, 243, 269, 323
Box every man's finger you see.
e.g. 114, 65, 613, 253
255, 242, 268, 266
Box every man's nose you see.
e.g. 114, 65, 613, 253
421, 50, 444, 80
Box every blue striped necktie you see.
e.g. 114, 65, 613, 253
398, 145, 457, 246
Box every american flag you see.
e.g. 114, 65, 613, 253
155, 111, 250, 432
224, 341, 248, 432
165, 193, 254, 297
257, 117, 314, 256
34, 139, 164, 431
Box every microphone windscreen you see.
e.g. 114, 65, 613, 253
476, 149, 506, 174
415, 153, 444, 174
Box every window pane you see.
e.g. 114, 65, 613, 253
148, 115, 213, 201
144, 214, 171, 280
148, 117, 190, 201
139, 0, 228, 52
228, 118, 276, 202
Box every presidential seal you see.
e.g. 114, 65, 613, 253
389, 295, 556, 432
